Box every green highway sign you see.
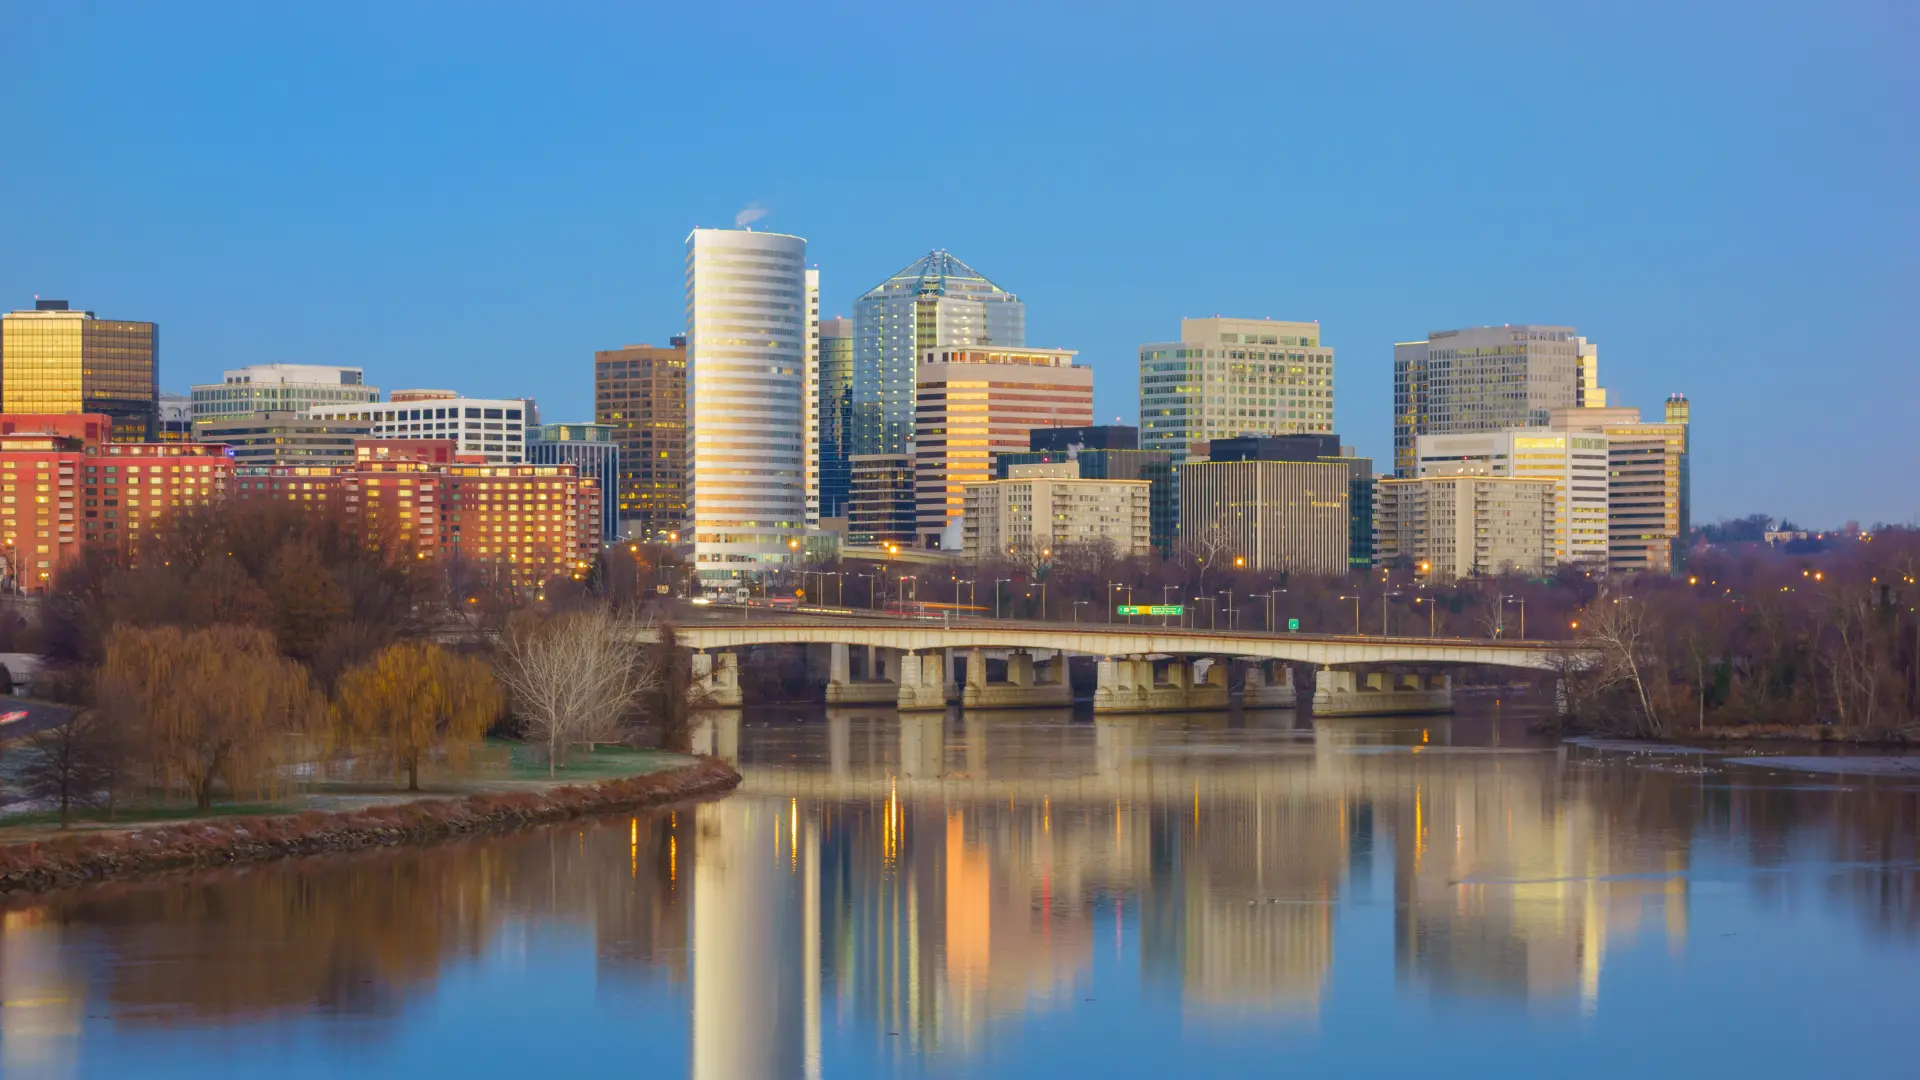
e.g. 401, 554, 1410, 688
1117, 604, 1184, 616
1287, 618, 1301, 631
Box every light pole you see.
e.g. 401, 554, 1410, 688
899, 574, 918, 610
995, 578, 1012, 619
1382, 590, 1404, 637
1073, 600, 1090, 623
1502, 594, 1527, 640
1338, 594, 1362, 635
1413, 595, 1438, 637
1163, 585, 1181, 627
1197, 595, 1218, 630
855, 572, 878, 611
1265, 587, 1288, 631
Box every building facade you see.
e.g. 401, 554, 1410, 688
0, 414, 232, 590
962, 462, 1151, 561
846, 454, 916, 548
1549, 399, 1693, 575
1413, 429, 1610, 567
997, 425, 1175, 554
1375, 475, 1556, 583
1139, 317, 1334, 464
190, 363, 377, 424
527, 422, 620, 542
0, 300, 158, 442
817, 317, 855, 521
686, 228, 809, 583
157, 393, 192, 442
1177, 458, 1350, 577
594, 340, 687, 543
306, 394, 532, 463
194, 411, 374, 466
231, 439, 600, 587
1393, 325, 1603, 477
852, 251, 1024, 457
912, 346, 1093, 549
1205, 435, 1374, 571
805, 268, 821, 527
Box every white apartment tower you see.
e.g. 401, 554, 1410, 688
1414, 429, 1610, 567
686, 227, 809, 583
1393, 325, 1603, 477
1139, 317, 1334, 464
804, 268, 821, 527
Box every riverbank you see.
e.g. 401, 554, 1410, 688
0, 755, 740, 896
1536, 714, 1918, 748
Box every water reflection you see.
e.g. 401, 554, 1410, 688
4, 705, 1919, 1077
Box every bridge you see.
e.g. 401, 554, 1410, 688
660, 616, 1586, 717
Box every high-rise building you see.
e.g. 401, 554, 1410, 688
1413, 429, 1610, 567
997, 425, 1176, 554
804, 268, 821, 527
594, 340, 687, 544
527, 422, 620, 542
817, 317, 855, 521
846, 454, 916, 548
0, 300, 158, 442
1375, 475, 1556, 583
306, 394, 533, 463
853, 251, 1024, 456
1393, 325, 1603, 477
686, 228, 808, 583
190, 363, 377, 424
194, 411, 373, 466
1139, 317, 1334, 464
913, 346, 1093, 549
1206, 435, 1374, 571
963, 461, 1152, 561
1551, 400, 1692, 575
1177, 453, 1350, 577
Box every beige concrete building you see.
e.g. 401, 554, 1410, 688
1139, 317, 1335, 463
1393, 325, 1604, 477
1414, 429, 1609, 567
914, 346, 1093, 549
1377, 475, 1555, 583
1177, 458, 1349, 576
962, 462, 1151, 561
1550, 400, 1692, 575
192, 410, 373, 466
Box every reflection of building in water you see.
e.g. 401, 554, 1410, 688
692, 798, 812, 1080
0, 908, 83, 1079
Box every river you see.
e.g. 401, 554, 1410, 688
2, 701, 1916, 1078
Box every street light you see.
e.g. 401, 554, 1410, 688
1196, 595, 1218, 630
1265, 587, 1288, 632
1337, 594, 1363, 635
1412, 595, 1438, 637
995, 578, 1012, 619
1501, 594, 1527, 640
1072, 599, 1090, 623
1163, 585, 1181, 627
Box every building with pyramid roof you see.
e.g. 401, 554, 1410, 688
852, 250, 1024, 456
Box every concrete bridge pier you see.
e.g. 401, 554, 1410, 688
962, 648, 1073, 710
895, 649, 955, 712
1312, 667, 1453, 717
692, 650, 743, 707
825, 642, 899, 705
1240, 660, 1297, 708
1093, 656, 1228, 713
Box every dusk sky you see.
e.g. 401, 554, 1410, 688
4, 1, 1912, 525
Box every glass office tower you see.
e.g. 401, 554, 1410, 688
851, 250, 1022, 456
686, 228, 808, 584
527, 422, 621, 542
817, 316, 855, 520
1, 300, 158, 442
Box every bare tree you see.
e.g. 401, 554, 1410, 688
1582, 596, 1666, 737
20, 708, 124, 826
497, 607, 660, 775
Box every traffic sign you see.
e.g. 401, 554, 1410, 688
1287, 618, 1301, 631
1117, 604, 1184, 616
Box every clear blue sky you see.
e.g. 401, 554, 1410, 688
4, 2, 1912, 525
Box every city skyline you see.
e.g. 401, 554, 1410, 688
2, 4, 1913, 525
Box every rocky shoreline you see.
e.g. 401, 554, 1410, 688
0, 757, 741, 896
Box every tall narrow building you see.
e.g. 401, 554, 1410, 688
817, 317, 855, 521
594, 339, 687, 543
804, 269, 822, 527
686, 228, 808, 584
0, 300, 158, 442
1138, 317, 1334, 465
1393, 325, 1602, 477
852, 251, 1023, 456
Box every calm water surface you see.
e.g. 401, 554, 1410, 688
3, 703, 1918, 1078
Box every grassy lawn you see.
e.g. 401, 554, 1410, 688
0, 738, 694, 836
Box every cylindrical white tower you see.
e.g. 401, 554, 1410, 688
686, 228, 808, 586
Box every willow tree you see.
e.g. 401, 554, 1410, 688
335, 641, 501, 790
96, 623, 319, 811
